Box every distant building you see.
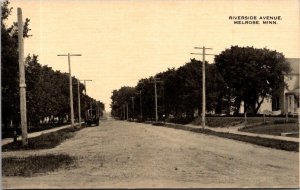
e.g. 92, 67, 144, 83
259, 58, 300, 115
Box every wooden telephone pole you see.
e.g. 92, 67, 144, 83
18, 8, 28, 146
57, 53, 81, 128
136, 91, 143, 120
126, 102, 129, 120
191, 46, 214, 129
123, 104, 126, 120
77, 79, 81, 127
82, 80, 92, 110
131, 96, 135, 118
150, 78, 163, 122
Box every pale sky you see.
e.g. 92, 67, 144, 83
7, 0, 300, 111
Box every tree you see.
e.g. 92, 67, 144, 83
155, 68, 177, 118
25, 55, 104, 125
25, 55, 42, 126
110, 59, 227, 121
110, 86, 136, 119
206, 64, 228, 114
215, 46, 291, 114
1, 1, 105, 138
163, 59, 226, 117
172, 59, 202, 117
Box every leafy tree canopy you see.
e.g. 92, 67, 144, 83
215, 46, 291, 114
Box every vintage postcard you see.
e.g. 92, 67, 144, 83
1, 0, 299, 188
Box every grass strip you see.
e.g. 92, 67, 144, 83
161, 123, 299, 152
239, 123, 299, 137
193, 116, 298, 128
2, 154, 75, 177
2, 126, 83, 152
2, 123, 70, 139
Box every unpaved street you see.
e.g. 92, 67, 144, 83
2, 120, 299, 188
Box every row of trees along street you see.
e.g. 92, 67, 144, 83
1, 1, 105, 138
111, 46, 291, 123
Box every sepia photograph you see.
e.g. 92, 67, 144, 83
1, 0, 299, 188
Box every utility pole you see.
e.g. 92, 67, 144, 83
18, 8, 28, 146
131, 96, 135, 118
80, 79, 92, 123
150, 78, 163, 122
126, 102, 129, 120
57, 53, 81, 128
77, 79, 81, 127
137, 81, 144, 120
83, 80, 93, 110
82, 80, 92, 96
137, 91, 143, 120
123, 104, 126, 120
82, 79, 92, 111
191, 46, 214, 129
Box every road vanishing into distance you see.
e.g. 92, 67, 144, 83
3, 119, 299, 188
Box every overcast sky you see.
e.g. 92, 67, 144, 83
7, 0, 299, 111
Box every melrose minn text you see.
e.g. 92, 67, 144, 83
229, 16, 282, 24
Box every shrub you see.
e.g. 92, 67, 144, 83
193, 117, 244, 127
167, 117, 194, 124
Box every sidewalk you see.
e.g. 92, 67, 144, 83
1, 123, 82, 146
155, 121, 298, 143
127, 120, 299, 143
184, 124, 299, 143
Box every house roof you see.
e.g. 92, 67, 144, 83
287, 58, 300, 74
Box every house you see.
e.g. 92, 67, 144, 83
258, 58, 300, 115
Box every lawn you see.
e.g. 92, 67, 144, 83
193, 116, 298, 127
161, 123, 299, 152
2, 154, 75, 177
239, 123, 299, 138
2, 123, 71, 139
2, 126, 84, 152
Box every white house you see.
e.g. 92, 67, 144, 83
258, 58, 300, 115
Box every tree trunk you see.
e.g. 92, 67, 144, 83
254, 97, 265, 114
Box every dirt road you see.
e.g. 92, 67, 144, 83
2, 120, 299, 188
